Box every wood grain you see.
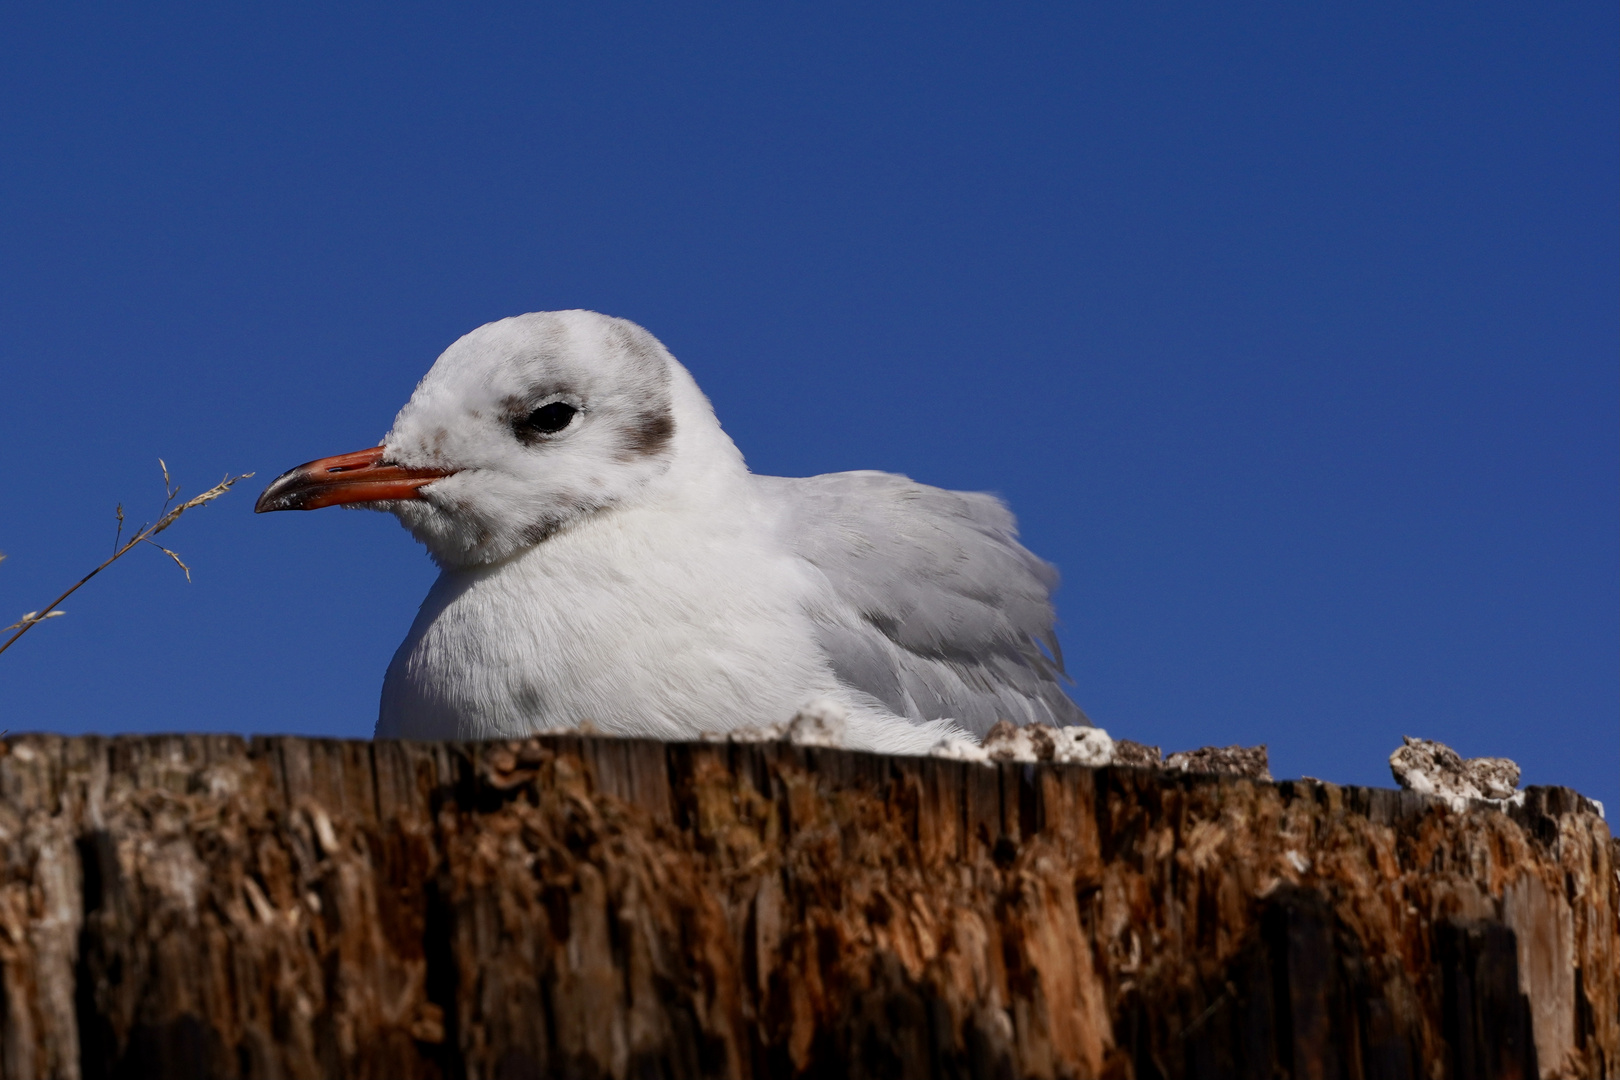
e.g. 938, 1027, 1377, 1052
0, 734, 1611, 1079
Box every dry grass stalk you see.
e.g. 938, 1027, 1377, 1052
0, 461, 252, 658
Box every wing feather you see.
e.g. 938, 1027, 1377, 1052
760, 470, 1087, 738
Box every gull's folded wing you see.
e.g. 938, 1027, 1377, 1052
760, 470, 1087, 738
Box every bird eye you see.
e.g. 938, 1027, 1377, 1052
516, 402, 578, 440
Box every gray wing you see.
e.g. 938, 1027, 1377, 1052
759, 470, 1088, 738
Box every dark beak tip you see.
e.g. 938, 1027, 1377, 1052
254, 470, 305, 513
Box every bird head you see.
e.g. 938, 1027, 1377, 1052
256, 310, 692, 567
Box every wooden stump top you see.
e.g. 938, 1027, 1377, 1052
0, 733, 1611, 1079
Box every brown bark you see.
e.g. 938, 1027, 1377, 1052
0, 733, 1611, 1079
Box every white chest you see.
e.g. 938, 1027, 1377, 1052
377, 500, 836, 740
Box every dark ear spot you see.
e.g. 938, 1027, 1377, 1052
620, 408, 675, 459
519, 519, 563, 547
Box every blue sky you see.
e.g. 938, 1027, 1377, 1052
1, 3, 1614, 808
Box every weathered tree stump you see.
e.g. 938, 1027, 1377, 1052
0, 733, 1611, 1079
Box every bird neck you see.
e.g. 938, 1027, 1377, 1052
654, 361, 753, 503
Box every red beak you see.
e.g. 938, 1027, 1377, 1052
254, 446, 455, 513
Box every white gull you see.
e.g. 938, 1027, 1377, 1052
256, 310, 1088, 754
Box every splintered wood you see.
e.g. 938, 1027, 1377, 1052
0, 734, 1612, 1079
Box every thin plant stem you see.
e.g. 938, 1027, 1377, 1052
0, 464, 251, 659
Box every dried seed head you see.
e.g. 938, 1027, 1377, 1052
5, 610, 66, 631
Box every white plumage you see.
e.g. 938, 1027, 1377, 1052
258, 310, 1087, 754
